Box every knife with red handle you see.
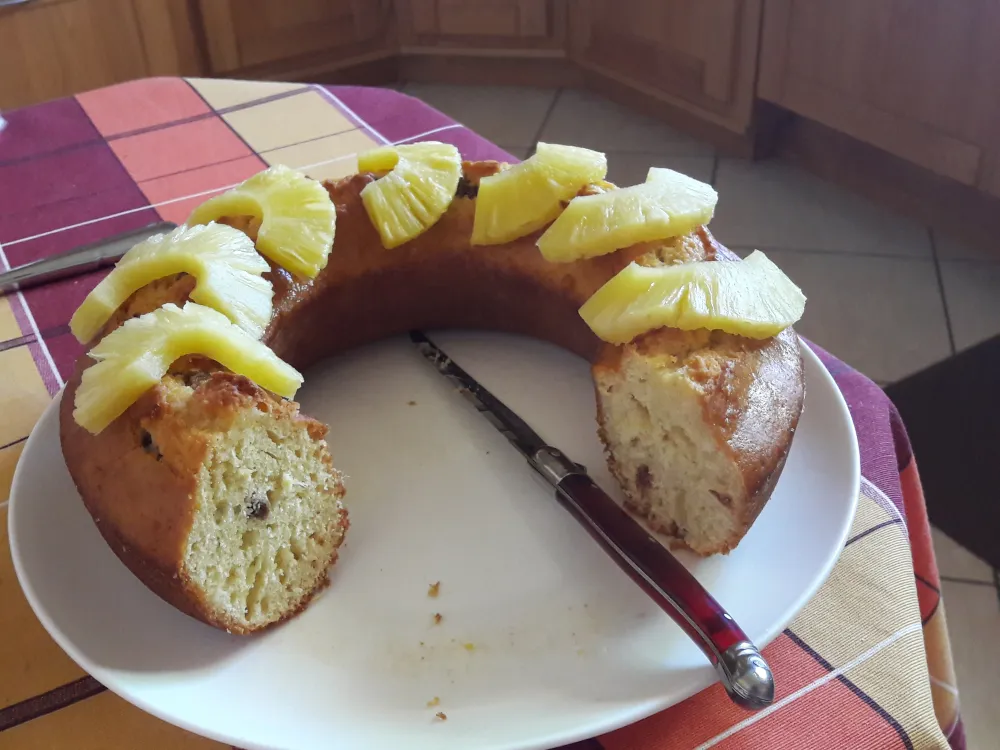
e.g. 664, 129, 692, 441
410, 330, 775, 710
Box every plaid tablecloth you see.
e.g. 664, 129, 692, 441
0, 78, 965, 750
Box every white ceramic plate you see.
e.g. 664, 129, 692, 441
10, 331, 859, 750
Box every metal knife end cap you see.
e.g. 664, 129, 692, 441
715, 641, 775, 710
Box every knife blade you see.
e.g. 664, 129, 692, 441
0, 220, 177, 296
409, 329, 775, 710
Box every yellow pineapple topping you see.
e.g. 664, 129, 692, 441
579, 251, 806, 344
471, 143, 607, 245
357, 141, 462, 249
69, 223, 273, 345
186, 165, 336, 280
73, 302, 303, 435
356, 144, 400, 173
537, 167, 718, 263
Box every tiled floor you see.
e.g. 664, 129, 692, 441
402, 82, 1000, 746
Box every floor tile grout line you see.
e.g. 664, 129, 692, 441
534, 146, 717, 158
939, 575, 996, 588
401, 81, 719, 159
529, 88, 563, 158
933, 256, 1000, 266
725, 244, 939, 261
928, 227, 957, 355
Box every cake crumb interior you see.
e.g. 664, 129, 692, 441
597, 352, 743, 555
184, 405, 346, 630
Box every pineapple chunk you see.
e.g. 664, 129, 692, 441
471, 143, 607, 246
187, 165, 336, 280
73, 302, 303, 435
579, 250, 806, 344
358, 141, 462, 249
537, 167, 718, 263
357, 145, 400, 173
69, 223, 273, 345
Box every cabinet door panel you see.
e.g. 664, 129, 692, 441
199, 0, 393, 72
236, 0, 363, 68
0, 0, 147, 110
132, 0, 203, 77
568, 0, 761, 130
878, 2, 997, 148
759, 0, 1000, 189
398, 0, 564, 50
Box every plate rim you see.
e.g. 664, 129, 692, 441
8, 337, 861, 750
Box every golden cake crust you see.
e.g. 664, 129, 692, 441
58, 158, 804, 632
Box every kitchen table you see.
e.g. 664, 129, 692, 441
0, 77, 964, 750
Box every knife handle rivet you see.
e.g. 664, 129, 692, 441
531, 446, 587, 485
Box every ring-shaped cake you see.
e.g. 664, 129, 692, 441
58, 151, 805, 634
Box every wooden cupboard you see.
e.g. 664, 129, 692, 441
758, 0, 1000, 197
2, 0, 1000, 215
197, 0, 395, 75
567, 0, 763, 134
0, 0, 201, 110
395, 0, 567, 54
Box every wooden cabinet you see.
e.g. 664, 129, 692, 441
3, 0, 1000, 210
198, 0, 394, 75
0, 0, 201, 110
395, 0, 567, 54
759, 0, 1000, 196
567, 0, 763, 133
